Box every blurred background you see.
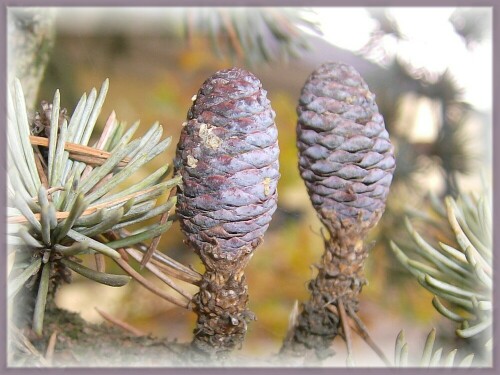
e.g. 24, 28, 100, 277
14, 6, 492, 365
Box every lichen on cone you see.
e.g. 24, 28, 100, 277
174, 67, 279, 360
282, 62, 395, 358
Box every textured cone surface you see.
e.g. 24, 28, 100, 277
281, 62, 395, 359
297, 62, 395, 237
174, 67, 279, 359
175, 67, 279, 269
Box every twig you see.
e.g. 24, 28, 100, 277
44, 331, 58, 365
8, 182, 173, 224
30, 135, 130, 167
337, 299, 354, 365
95, 307, 145, 336
347, 304, 391, 366
68, 153, 128, 167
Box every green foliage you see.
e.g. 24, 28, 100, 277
394, 328, 475, 367
390, 190, 492, 344
7, 79, 182, 335
181, 8, 320, 65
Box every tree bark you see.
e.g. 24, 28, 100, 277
7, 8, 56, 112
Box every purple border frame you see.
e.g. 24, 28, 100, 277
0, 1, 497, 374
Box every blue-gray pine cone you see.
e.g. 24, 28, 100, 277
296, 62, 395, 237
174, 67, 280, 269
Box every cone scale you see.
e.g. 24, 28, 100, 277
282, 62, 395, 358
174, 68, 279, 360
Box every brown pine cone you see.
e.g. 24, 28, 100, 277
174, 67, 279, 359
296, 62, 395, 237
281, 62, 395, 359
175, 67, 279, 271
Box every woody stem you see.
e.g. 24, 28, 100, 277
190, 268, 253, 362
280, 234, 367, 359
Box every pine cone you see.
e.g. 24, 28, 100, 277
175, 67, 279, 271
296, 62, 395, 237
174, 67, 279, 359
281, 62, 395, 358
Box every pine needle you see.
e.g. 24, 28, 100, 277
95, 307, 145, 336
114, 257, 190, 309
32, 262, 51, 336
